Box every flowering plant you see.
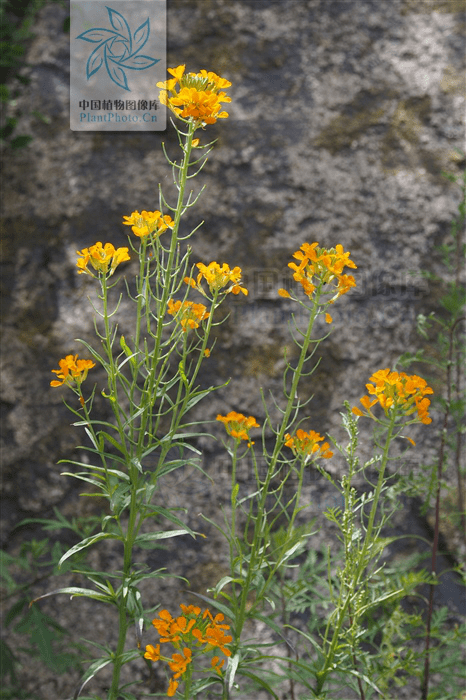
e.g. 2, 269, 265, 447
144, 605, 232, 696
35, 64, 459, 700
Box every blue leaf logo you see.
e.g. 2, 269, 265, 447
76, 6, 160, 91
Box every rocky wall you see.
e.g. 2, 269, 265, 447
1, 0, 465, 697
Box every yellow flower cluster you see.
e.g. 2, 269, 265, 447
76, 242, 130, 276
122, 210, 174, 238
157, 64, 231, 125
50, 354, 95, 388
167, 299, 210, 332
184, 262, 248, 297
284, 429, 333, 460
352, 369, 433, 426
144, 605, 232, 697
217, 411, 260, 447
278, 242, 357, 303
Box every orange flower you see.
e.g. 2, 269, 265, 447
203, 626, 232, 656
157, 65, 231, 126
184, 261, 248, 297
192, 612, 233, 656
51, 354, 96, 388
147, 604, 232, 696
152, 609, 187, 644
167, 678, 178, 697
144, 644, 161, 662
168, 648, 192, 678
179, 604, 201, 616
284, 242, 357, 301
76, 242, 130, 276
122, 210, 174, 238
352, 369, 433, 425
211, 655, 225, 676
284, 429, 333, 461
217, 411, 260, 446
167, 299, 210, 332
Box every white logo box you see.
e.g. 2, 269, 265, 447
70, 0, 166, 131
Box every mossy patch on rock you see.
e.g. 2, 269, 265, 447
380, 95, 444, 176
440, 65, 466, 96
243, 342, 289, 378
313, 88, 395, 155
401, 0, 466, 13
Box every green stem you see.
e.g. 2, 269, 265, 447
107, 466, 140, 699
108, 595, 130, 700
138, 121, 197, 451
100, 272, 130, 456
315, 415, 396, 694
107, 124, 198, 698
233, 292, 322, 641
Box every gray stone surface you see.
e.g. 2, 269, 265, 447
1, 0, 465, 698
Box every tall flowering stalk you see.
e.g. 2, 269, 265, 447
310, 372, 433, 694
205, 242, 358, 695
43, 66, 240, 700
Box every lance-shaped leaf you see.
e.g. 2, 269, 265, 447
30, 586, 113, 605
226, 652, 240, 693
119, 55, 160, 71
141, 505, 199, 538
58, 532, 122, 569
76, 28, 121, 43
235, 669, 279, 699
73, 656, 113, 700
134, 529, 191, 546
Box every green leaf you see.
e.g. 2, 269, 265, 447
10, 134, 33, 149
58, 533, 122, 568
60, 472, 106, 489
30, 586, 113, 605
0, 84, 9, 102
226, 652, 240, 692
61, 460, 130, 481
141, 505, 197, 537
134, 529, 190, 546
15, 605, 76, 674
0, 638, 19, 682
97, 430, 127, 455
253, 612, 289, 642
75, 338, 106, 367
184, 388, 215, 412
4, 597, 28, 627
73, 656, 113, 700
213, 576, 242, 596
236, 669, 279, 698
110, 483, 131, 513
120, 335, 137, 367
